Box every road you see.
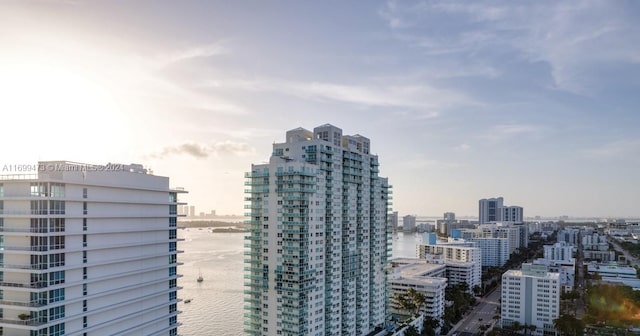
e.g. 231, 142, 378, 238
448, 287, 501, 336
609, 237, 639, 266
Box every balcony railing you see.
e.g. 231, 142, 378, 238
0, 299, 47, 307
0, 317, 47, 326
0, 281, 47, 289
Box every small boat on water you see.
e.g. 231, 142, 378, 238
197, 269, 204, 282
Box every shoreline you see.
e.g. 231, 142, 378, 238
180, 220, 245, 232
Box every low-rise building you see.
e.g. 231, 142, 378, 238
501, 264, 560, 336
389, 259, 447, 320
417, 243, 481, 291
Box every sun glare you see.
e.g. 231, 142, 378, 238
0, 62, 128, 160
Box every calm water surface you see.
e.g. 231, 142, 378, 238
178, 229, 423, 335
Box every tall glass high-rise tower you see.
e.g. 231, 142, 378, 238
244, 124, 392, 336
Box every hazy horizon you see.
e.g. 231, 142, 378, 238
2, 1, 640, 217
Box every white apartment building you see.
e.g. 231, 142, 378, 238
472, 238, 509, 267
0, 161, 184, 336
416, 243, 481, 291
478, 197, 503, 224
244, 124, 391, 336
533, 242, 576, 292
389, 259, 447, 320
402, 215, 416, 233
557, 228, 579, 246
543, 242, 574, 262
501, 264, 560, 336
501, 206, 523, 223
495, 226, 521, 255
479, 197, 524, 224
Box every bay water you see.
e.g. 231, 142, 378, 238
177, 229, 423, 335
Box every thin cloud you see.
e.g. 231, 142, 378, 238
454, 143, 471, 151
154, 43, 229, 67
151, 141, 255, 159
582, 139, 640, 160
399, 158, 465, 170
207, 78, 480, 115
481, 124, 543, 142
381, 1, 640, 95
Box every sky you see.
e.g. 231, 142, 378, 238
1, 0, 640, 218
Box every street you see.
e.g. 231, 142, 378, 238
448, 287, 501, 336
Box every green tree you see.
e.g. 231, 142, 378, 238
554, 314, 584, 336
421, 316, 439, 336
473, 285, 483, 296
396, 288, 427, 316
405, 325, 419, 336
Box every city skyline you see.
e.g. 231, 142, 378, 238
2, 1, 640, 217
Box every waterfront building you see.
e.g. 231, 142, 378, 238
501, 206, 523, 223
501, 264, 560, 335
479, 197, 503, 224
416, 242, 481, 291
0, 161, 184, 336
244, 124, 392, 336
389, 259, 447, 320
479, 197, 524, 224
402, 215, 416, 233
391, 211, 399, 232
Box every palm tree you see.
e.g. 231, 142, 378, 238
396, 288, 426, 316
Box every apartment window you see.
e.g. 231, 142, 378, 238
30, 236, 47, 252
49, 323, 65, 336
82, 188, 87, 198
83, 234, 87, 247
83, 218, 87, 231
169, 254, 177, 264
170, 316, 177, 326
49, 306, 65, 321
83, 284, 87, 296
49, 253, 65, 267
169, 266, 177, 277
31, 200, 48, 215
49, 271, 65, 285
49, 218, 65, 232
169, 217, 177, 227
49, 289, 64, 303
50, 183, 65, 198
170, 303, 177, 313
170, 328, 178, 336
83, 251, 87, 263
30, 182, 48, 197
169, 229, 177, 239
169, 242, 177, 252
83, 316, 87, 328
169, 192, 177, 203
169, 204, 177, 215
169, 291, 177, 301
49, 200, 65, 214
83, 202, 87, 215
169, 279, 177, 288
49, 236, 65, 250
83, 267, 87, 280
83, 300, 87, 312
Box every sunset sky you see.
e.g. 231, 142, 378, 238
2, 1, 640, 218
